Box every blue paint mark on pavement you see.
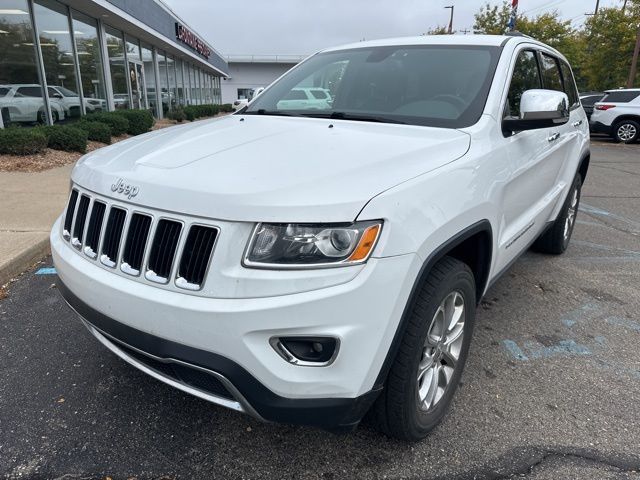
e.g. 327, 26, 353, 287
561, 303, 598, 328
35, 267, 57, 275
606, 316, 640, 333
523, 340, 591, 359
502, 340, 529, 361
594, 336, 606, 345
503, 338, 591, 361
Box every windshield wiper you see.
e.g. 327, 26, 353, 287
243, 109, 304, 117
327, 111, 406, 124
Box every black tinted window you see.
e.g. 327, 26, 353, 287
560, 62, 579, 108
602, 91, 640, 103
580, 94, 604, 106
506, 50, 541, 117
310, 89, 328, 99
540, 53, 563, 92
16, 86, 43, 97
0, 87, 8, 97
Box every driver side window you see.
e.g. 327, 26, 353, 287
505, 50, 542, 118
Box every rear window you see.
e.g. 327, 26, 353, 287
580, 94, 604, 107
16, 86, 42, 98
310, 89, 328, 99
560, 62, 579, 109
602, 91, 640, 103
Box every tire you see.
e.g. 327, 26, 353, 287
36, 109, 46, 125
613, 119, 639, 143
531, 174, 582, 255
52, 110, 59, 124
371, 256, 476, 441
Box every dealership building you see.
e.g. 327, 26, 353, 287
0, 0, 228, 128
221, 54, 304, 104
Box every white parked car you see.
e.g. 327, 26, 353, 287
48, 85, 106, 116
52, 35, 589, 441
276, 87, 332, 110
0, 84, 65, 123
590, 88, 640, 143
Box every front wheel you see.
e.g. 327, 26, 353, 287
371, 256, 476, 441
613, 120, 639, 143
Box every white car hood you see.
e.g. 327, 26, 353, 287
72, 115, 470, 222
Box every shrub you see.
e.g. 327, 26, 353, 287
75, 120, 112, 144
37, 125, 88, 153
113, 109, 155, 135
85, 112, 129, 136
220, 103, 234, 113
183, 104, 220, 121
167, 106, 186, 123
0, 127, 48, 155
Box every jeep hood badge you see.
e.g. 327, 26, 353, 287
111, 178, 140, 199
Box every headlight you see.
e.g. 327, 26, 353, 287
244, 221, 382, 269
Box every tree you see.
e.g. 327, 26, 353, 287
473, 1, 511, 35
582, 7, 638, 89
424, 26, 449, 35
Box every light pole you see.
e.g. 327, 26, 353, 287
445, 5, 454, 34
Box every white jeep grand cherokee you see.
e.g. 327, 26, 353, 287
52, 35, 589, 441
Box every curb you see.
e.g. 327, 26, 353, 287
0, 237, 51, 287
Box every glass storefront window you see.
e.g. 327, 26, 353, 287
157, 51, 169, 114
140, 42, 156, 116
0, 0, 46, 125
105, 26, 128, 109
174, 57, 184, 106
71, 11, 106, 114
33, 0, 80, 120
188, 64, 196, 105
166, 54, 177, 111
125, 35, 146, 109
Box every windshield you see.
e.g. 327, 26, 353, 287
245, 45, 500, 128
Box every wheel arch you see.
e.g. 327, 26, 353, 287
372, 220, 493, 389
578, 152, 590, 182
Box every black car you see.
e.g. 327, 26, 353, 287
579, 91, 605, 120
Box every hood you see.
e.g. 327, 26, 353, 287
72, 115, 470, 222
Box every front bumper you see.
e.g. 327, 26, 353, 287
51, 218, 420, 428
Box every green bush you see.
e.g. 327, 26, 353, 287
0, 127, 48, 155
220, 103, 234, 113
113, 109, 155, 135
75, 120, 112, 144
85, 112, 129, 136
183, 104, 220, 121
167, 106, 186, 123
37, 125, 88, 153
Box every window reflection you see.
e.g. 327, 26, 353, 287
105, 26, 128, 109
33, 0, 80, 120
140, 42, 156, 115
0, 0, 46, 124
72, 11, 106, 113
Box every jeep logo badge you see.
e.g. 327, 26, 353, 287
111, 178, 140, 199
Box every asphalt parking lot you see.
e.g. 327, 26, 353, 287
1, 141, 639, 480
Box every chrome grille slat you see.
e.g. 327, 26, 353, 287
71, 195, 90, 249
61, 188, 219, 292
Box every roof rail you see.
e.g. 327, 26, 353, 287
504, 31, 533, 39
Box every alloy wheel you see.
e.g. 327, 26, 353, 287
564, 186, 579, 241
416, 291, 465, 411
617, 123, 637, 142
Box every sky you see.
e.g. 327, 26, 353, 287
162, 0, 623, 56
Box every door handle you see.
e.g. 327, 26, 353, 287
547, 132, 560, 142
572, 120, 583, 127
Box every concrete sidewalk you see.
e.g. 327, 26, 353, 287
0, 164, 72, 285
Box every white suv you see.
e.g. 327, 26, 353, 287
590, 88, 640, 143
51, 35, 589, 441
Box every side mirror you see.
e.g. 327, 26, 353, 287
503, 89, 570, 134
52, 93, 63, 99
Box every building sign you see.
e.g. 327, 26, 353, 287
175, 23, 211, 59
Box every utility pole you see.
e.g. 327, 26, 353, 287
594, 0, 600, 15
623, 0, 628, 13
628, 26, 640, 88
445, 6, 454, 34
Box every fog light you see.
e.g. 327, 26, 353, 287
270, 337, 338, 366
